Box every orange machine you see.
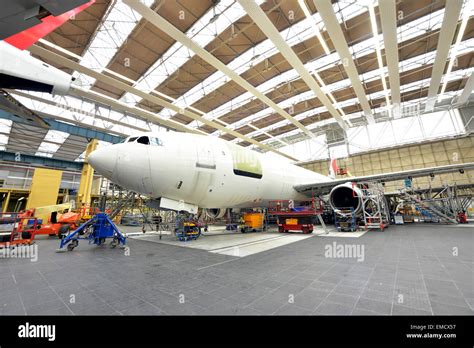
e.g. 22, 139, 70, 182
19, 203, 81, 239
241, 212, 265, 233
35, 211, 80, 238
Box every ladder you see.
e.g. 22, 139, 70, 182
108, 192, 136, 220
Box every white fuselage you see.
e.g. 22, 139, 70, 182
88, 132, 332, 209
0, 41, 71, 95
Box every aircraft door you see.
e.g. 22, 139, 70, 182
196, 142, 216, 170
193, 140, 217, 204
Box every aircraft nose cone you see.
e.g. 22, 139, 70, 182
88, 146, 117, 178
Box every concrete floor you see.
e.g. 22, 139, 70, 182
0, 223, 473, 315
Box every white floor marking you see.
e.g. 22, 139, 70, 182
317, 230, 368, 238
208, 233, 313, 257
129, 230, 315, 257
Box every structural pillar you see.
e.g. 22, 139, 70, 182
2, 190, 11, 212
77, 139, 98, 209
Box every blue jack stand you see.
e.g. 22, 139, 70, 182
56, 213, 126, 252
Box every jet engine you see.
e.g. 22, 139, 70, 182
203, 208, 227, 219
328, 183, 363, 213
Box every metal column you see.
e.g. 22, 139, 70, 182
2, 190, 11, 212
77, 139, 98, 210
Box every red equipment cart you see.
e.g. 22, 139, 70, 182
0, 212, 39, 247
268, 199, 324, 234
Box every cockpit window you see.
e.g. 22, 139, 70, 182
150, 137, 164, 146
137, 136, 150, 145
126, 136, 162, 145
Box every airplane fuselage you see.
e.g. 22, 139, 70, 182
88, 132, 331, 209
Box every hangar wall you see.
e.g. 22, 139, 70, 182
299, 135, 474, 192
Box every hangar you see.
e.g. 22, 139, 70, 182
0, 0, 473, 318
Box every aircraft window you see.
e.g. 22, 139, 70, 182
128, 137, 138, 142
137, 136, 150, 145
150, 137, 164, 146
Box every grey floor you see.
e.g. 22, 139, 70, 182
0, 224, 473, 315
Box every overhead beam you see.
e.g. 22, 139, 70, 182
313, 0, 375, 124
70, 86, 195, 134
237, 0, 348, 132
28, 46, 202, 134
123, 0, 317, 141
9, 89, 149, 134
378, 0, 401, 109
28, 44, 297, 161
0, 110, 123, 143
457, 71, 474, 105
0, 151, 83, 170
425, 0, 463, 111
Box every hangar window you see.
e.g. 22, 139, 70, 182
128, 137, 138, 142
137, 136, 150, 145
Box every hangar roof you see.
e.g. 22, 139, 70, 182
3, 0, 474, 162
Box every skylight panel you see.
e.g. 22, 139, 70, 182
73, 0, 154, 88
223, 36, 474, 136
35, 129, 70, 157
35, 142, 61, 157
0, 134, 9, 146
121, 0, 264, 106
0, 119, 13, 134
43, 130, 69, 144
0, 119, 13, 150
157, 1, 367, 120
189, 8, 447, 128
262, 107, 462, 161
242, 64, 474, 139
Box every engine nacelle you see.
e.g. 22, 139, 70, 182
0, 41, 72, 95
329, 183, 363, 213
203, 208, 227, 219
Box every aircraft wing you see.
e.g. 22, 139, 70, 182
0, 90, 50, 128
294, 162, 474, 194
0, 1, 94, 44
0, 1, 94, 127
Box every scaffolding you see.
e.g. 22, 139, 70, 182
397, 184, 473, 224
360, 182, 390, 231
